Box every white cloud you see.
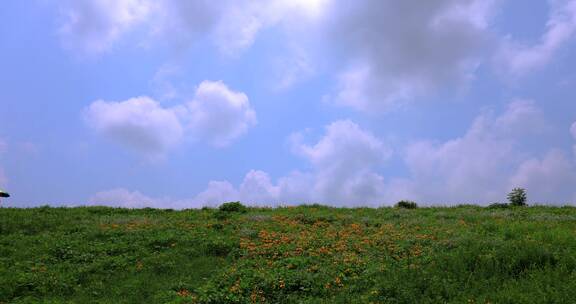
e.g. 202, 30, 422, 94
56, 0, 505, 105
397, 100, 546, 204
58, 0, 151, 54
193, 181, 239, 207
496, 0, 576, 78
151, 64, 181, 101
401, 135, 514, 204
192, 171, 284, 207
187, 81, 257, 147
188, 103, 570, 207
492, 99, 547, 137
274, 47, 315, 90
90, 99, 576, 207
191, 120, 392, 207
89, 188, 160, 208
84, 81, 256, 156
325, 0, 495, 112
510, 150, 576, 204
84, 96, 184, 157
57, 0, 328, 56
290, 120, 392, 205
238, 170, 280, 205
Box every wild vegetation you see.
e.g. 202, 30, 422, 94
1, 202, 576, 303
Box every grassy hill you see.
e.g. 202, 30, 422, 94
1, 204, 576, 303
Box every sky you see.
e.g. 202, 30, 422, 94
1, 0, 576, 208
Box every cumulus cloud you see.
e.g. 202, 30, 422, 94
193, 181, 238, 207
91, 102, 576, 207
190, 171, 284, 207
187, 81, 257, 147
496, 0, 576, 78
510, 150, 576, 204
491, 99, 548, 136
325, 0, 495, 111
397, 100, 545, 204
290, 120, 392, 205
188, 103, 571, 207
190, 120, 392, 207
88, 188, 160, 208
57, 0, 328, 56
58, 0, 151, 54
84, 81, 256, 156
84, 96, 184, 157
57, 0, 505, 107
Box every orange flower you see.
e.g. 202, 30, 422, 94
177, 289, 192, 297
335, 276, 343, 287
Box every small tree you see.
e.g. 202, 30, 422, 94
218, 201, 247, 213
395, 200, 418, 209
507, 188, 527, 206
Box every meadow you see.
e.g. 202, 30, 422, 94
1, 204, 575, 303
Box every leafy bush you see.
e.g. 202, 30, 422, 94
205, 239, 236, 257
488, 202, 509, 209
213, 210, 231, 221
218, 201, 247, 213
508, 188, 527, 206
395, 200, 418, 209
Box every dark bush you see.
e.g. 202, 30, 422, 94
395, 200, 418, 209
213, 211, 231, 221
218, 201, 247, 213
508, 188, 527, 206
205, 239, 236, 256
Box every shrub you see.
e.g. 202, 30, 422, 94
214, 211, 231, 221
507, 188, 527, 206
205, 239, 236, 256
488, 202, 509, 209
395, 200, 418, 209
218, 201, 248, 213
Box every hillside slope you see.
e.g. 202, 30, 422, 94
1, 205, 576, 303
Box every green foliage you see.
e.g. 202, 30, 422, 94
508, 188, 528, 206
214, 202, 248, 220
2, 205, 576, 303
218, 201, 248, 213
395, 200, 418, 209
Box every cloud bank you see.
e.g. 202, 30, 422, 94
90, 101, 576, 208
187, 81, 257, 147
57, 0, 329, 56
84, 96, 184, 156
84, 80, 256, 157
496, 0, 576, 78
55, 1, 576, 207
326, 0, 495, 112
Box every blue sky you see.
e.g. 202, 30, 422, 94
1, 0, 576, 207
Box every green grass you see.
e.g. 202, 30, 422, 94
1, 205, 576, 303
